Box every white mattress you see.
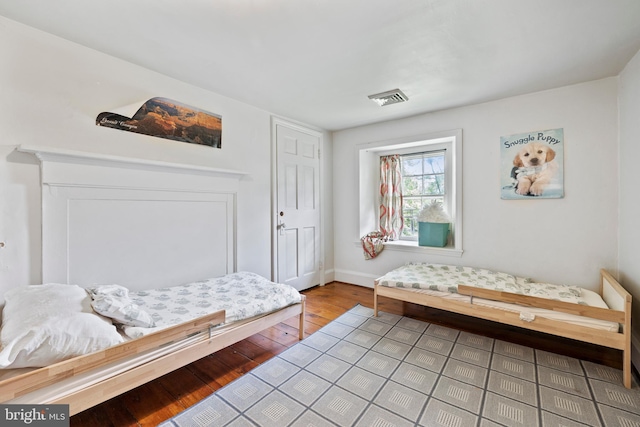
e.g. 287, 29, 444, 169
123, 271, 302, 338
377, 263, 619, 332
1, 272, 303, 404
385, 286, 619, 332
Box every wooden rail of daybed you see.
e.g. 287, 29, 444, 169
374, 270, 632, 388
0, 297, 306, 415
0, 310, 226, 403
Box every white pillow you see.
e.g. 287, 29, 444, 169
0, 283, 124, 369
86, 284, 156, 328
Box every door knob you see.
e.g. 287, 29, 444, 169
278, 221, 286, 235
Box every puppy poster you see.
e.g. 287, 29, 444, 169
501, 128, 564, 199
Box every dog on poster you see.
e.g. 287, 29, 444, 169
511, 142, 558, 196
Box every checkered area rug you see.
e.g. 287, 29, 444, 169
160, 305, 640, 426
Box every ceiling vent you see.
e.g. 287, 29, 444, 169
368, 89, 408, 106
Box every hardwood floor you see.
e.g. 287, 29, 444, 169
70, 281, 623, 426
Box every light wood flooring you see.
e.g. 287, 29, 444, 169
70, 281, 622, 426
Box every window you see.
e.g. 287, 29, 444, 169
358, 129, 462, 256
400, 150, 446, 240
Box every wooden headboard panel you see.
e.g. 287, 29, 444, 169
19, 145, 245, 291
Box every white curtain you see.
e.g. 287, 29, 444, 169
379, 155, 404, 240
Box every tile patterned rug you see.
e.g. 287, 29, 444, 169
160, 305, 640, 427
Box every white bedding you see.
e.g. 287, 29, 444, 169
0, 284, 124, 369
0, 272, 301, 370
377, 263, 619, 332
4, 299, 305, 406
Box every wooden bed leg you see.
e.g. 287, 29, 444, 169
623, 314, 632, 388
298, 296, 306, 340
623, 349, 632, 389
374, 284, 379, 317
622, 280, 633, 389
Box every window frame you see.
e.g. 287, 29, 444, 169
381, 146, 449, 242
357, 129, 463, 256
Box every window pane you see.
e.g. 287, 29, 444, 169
423, 156, 444, 174
402, 176, 423, 196
423, 174, 445, 196
401, 197, 421, 238
398, 150, 447, 240
402, 157, 422, 176
402, 217, 418, 237
403, 197, 422, 219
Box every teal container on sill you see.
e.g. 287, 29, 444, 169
418, 222, 449, 247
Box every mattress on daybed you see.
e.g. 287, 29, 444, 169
376, 263, 618, 332
99, 271, 303, 338
0, 271, 301, 371
1, 272, 303, 404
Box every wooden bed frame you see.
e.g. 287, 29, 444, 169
0, 146, 308, 414
374, 269, 633, 388
0, 298, 305, 415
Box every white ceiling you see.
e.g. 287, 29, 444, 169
2, 0, 640, 131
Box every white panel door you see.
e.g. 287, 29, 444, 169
276, 122, 321, 291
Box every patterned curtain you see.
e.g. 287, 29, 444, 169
379, 155, 404, 240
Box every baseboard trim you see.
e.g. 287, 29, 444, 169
322, 268, 335, 284
334, 269, 378, 288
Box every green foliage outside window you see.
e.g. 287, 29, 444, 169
401, 151, 445, 238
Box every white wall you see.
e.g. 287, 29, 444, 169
619, 48, 640, 355
333, 78, 619, 291
0, 13, 624, 301
0, 16, 333, 293
322, 128, 335, 282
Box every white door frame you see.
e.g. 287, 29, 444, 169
270, 116, 325, 287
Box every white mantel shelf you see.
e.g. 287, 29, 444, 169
17, 144, 247, 179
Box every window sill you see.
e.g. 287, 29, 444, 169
354, 240, 463, 257
384, 240, 463, 257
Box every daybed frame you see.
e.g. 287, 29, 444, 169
374, 269, 633, 388
0, 297, 305, 415
5, 146, 308, 414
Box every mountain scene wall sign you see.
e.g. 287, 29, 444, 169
96, 97, 222, 148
